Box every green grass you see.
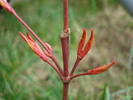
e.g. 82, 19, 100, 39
0, 0, 133, 100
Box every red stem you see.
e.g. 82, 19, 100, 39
62, 82, 69, 100
61, 0, 70, 100
70, 57, 82, 76
63, 0, 68, 32
61, 0, 69, 78
46, 60, 63, 78
70, 72, 88, 80
50, 54, 63, 74
61, 37, 69, 77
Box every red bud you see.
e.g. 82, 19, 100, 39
88, 61, 116, 75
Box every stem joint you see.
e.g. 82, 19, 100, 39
60, 28, 70, 38
62, 76, 70, 83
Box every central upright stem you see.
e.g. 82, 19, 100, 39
62, 82, 69, 100
61, 0, 69, 78
61, 0, 70, 100
63, 0, 68, 32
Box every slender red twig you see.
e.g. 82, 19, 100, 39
50, 54, 63, 74
46, 60, 63, 78
70, 57, 82, 76
70, 72, 88, 80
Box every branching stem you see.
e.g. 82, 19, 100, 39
61, 0, 70, 100
61, 0, 70, 78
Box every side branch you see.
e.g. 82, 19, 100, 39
70, 57, 81, 76
46, 60, 63, 78
50, 54, 63, 74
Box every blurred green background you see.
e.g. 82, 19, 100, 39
0, 0, 133, 100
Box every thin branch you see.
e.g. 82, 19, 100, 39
70, 72, 88, 80
46, 60, 63, 78
70, 57, 82, 76
50, 54, 63, 74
